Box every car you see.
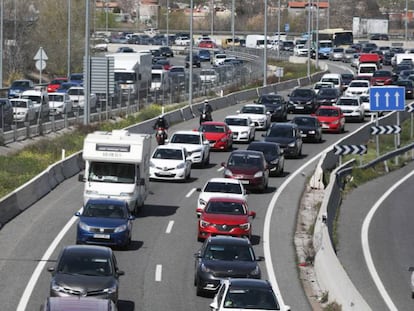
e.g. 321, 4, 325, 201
237, 104, 271, 130
7, 79, 34, 98
293, 44, 309, 56
383, 51, 394, 66
48, 92, 73, 115
185, 54, 201, 68
247, 141, 285, 176
196, 177, 247, 215
48, 245, 124, 302
116, 46, 135, 53
319, 73, 343, 91
0, 98, 13, 129
342, 48, 357, 63
256, 93, 288, 121
56, 82, 79, 93
194, 236, 262, 296
68, 73, 83, 85
329, 47, 345, 61
175, 36, 191, 45
395, 79, 414, 99
198, 121, 233, 151
198, 49, 211, 62
20, 89, 50, 119
47, 78, 68, 93
200, 68, 219, 84
67, 86, 97, 110
287, 88, 318, 113
291, 116, 323, 143
313, 105, 346, 133
167, 130, 210, 166
155, 58, 171, 71
212, 53, 227, 66
210, 278, 290, 311
316, 87, 341, 106
91, 37, 109, 52
159, 46, 174, 57
75, 199, 135, 248
312, 81, 334, 95
281, 40, 294, 51
41, 297, 118, 311
224, 115, 255, 143
370, 70, 393, 86
344, 79, 370, 97
341, 73, 354, 90
149, 145, 192, 181
262, 123, 303, 158
197, 197, 256, 241
198, 39, 217, 48
222, 150, 269, 192
10, 98, 37, 123
370, 33, 389, 40
399, 69, 414, 80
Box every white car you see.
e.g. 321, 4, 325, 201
10, 98, 37, 123
175, 36, 191, 46
293, 44, 308, 56
149, 145, 191, 182
196, 177, 247, 215
313, 81, 334, 95
344, 80, 370, 97
200, 69, 219, 84
237, 104, 271, 130
167, 130, 210, 167
334, 96, 365, 122
67, 86, 97, 110
48, 92, 73, 115
224, 115, 255, 143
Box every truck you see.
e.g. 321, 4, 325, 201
78, 129, 151, 215
107, 52, 152, 97
358, 53, 381, 68
245, 35, 271, 49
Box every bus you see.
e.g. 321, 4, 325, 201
313, 28, 353, 47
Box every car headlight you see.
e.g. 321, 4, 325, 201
239, 222, 250, 230
199, 198, 207, 206
220, 137, 227, 142
240, 131, 248, 135
200, 219, 210, 228
114, 224, 127, 233
79, 221, 91, 231
254, 171, 263, 178
224, 169, 233, 177
201, 263, 211, 273
103, 284, 117, 294
250, 265, 260, 276
51, 280, 67, 293
176, 162, 185, 169
270, 158, 279, 164
332, 120, 339, 125
306, 101, 312, 105
289, 100, 294, 105
288, 142, 296, 147
192, 148, 202, 153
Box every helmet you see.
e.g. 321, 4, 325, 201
158, 115, 164, 120
204, 99, 209, 104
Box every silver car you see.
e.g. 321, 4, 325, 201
329, 48, 345, 61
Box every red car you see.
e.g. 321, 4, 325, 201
197, 197, 255, 241
198, 121, 233, 151
312, 106, 345, 133
198, 40, 217, 49
47, 77, 68, 93
370, 70, 393, 86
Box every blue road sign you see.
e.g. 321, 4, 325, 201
285, 24, 290, 32
369, 86, 405, 111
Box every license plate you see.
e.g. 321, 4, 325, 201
301, 133, 307, 137
240, 180, 249, 184
157, 171, 172, 176
296, 106, 304, 109
93, 234, 110, 239
322, 124, 329, 129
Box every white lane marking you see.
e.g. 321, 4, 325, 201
361, 170, 414, 311
217, 166, 224, 172
16, 210, 81, 311
155, 264, 162, 282
186, 188, 196, 198
166, 220, 174, 234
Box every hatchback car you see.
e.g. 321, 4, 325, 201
41, 297, 118, 311
237, 104, 271, 130
197, 197, 256, 241
287, 88, 318, 113
262, 123, 303, 158
198, 121, 233, 151
224, 115, 255, 143
194, 236, 262, 296
149, 145, 192, 181
313, 105, 345, 133
291, 116, 323, 143
48, 245, 124, 302
210, 278, 290, 311
75, 199, 135, 248
256, 93, 288, 122
222, 150, 269, 192
247, 141, 285, 176
316, 87, 341, 106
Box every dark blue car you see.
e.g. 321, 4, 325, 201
198, 49, 211, 62
76, 199, 134, 249
8, 79, 34, 98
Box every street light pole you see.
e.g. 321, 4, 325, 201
166, 0, 169, 46
263, 0, 268, 86
277, 0, 281, 58
327, 0, 330, 28
231, 0, 235, 51
210, 0, 214, 37
67, 0, 71, 78
0, 0, 3, 88
84, 0, 91, 125
405, 0, 408, 41
307, 0, 311, 78
189, 0, 194, 108
316, 0, 319, 69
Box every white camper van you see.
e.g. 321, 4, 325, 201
79, 129, 151, 215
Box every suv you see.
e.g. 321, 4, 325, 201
256, 93, 288, 121
185, 54, 201, 68
8, 79, 34, 98
262, 123, 303, 158
287, 88, 318, 113
0, 98, 13, 129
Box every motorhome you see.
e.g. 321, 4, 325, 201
79, 129, 151, 215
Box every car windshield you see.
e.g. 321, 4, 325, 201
258, 95, 282, 104
20, 95, 41, 104
57, 253, 113, 276
349, 82, 369, 88
316, 109, 339, 117
318, 89, 337, 97
199, 124, 226, 133
203, 244, 254, 261
205, 201, 246, 215
293, 117, 317, 126
11, 100, 28, 108
152, 148, 183, 160
267, 127, 294, 138
12, 81, 30, 87
337, 98, 359, 106
88, 162, 135, 183
204, 182, 243, 194
68, 88, 84, 96
82, 202, 127, 219
373, 71, 391, 77
223, 287, 279, 309
291, 89, 313, 97
248, 145, 279, 157
321, 78, 339, 84
228, 154, 263, 168
170, 133, 200, 144
48, 95, 64, 101
241, 106, 264, 114
225, 118, 248, 126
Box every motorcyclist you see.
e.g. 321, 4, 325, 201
200, 100, 213, 124
153, 115, 169, 139
203, 100, 213, 115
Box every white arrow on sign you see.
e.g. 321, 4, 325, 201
375, 92, 380, 108
385, 92, 390, 108
33, 47, 48, 61
395, 91, 400, 107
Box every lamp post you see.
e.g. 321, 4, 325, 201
166, 0, 169, 46
231, 0, 235, 51
84, 0, 91, 125
277, 0, 281, 58
315, 0, 319, 69
105, 0, 109, 33
0, 0, 3, 88
327, 0, 330, 28
67, 0, 71, 78
263, 0, 268, 86
189, 0, 194, 108
405, 0, 408, 42
307, 0, 311, 78
210, 0, 214, 37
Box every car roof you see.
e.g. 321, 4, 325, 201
225, 115, 250, 119
226, 278, 272, 288
206, 235, 252, 246
200, 121, 227, 126
62, 245, 112, 256
205, 177, 242, 184
229, 149, 264, 157
207, 197, 247, 204
171, 130, 201, 136
318, 105, 341, 110
270, 122, 298, 129
242, 103, 266, 108
248, 141, 279, 148
154, 145, 186, 151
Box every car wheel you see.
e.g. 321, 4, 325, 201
196, 282, 204, 296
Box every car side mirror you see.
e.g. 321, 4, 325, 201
78, 174, 85, 182
249, 211, 256, 218
209, 302, 219, 310
194, 252, 202, 258
75, 211, 81, 217
137, 178, 145, 185
117, 270, 125, 277
221, 162, 226, 167
196, 187, 202, 192
236, 110, 240, 113
47, 267, 55, 273
256, 255, 264, 261
128, 215, 136, 221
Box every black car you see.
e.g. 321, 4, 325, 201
48, 245, 124, 303
395, 80, 414, 99
247, 141, 285, 176
316, 88, 341, 106
159, 46, 174, 57
256, 93, 288, 121
262, 123, 303, 158
194, 236, 262, 296
287, 88, 318, 113
185, 54, 201, 68
341, 73, 354, 89
291, 116, 323, 143
383, 51, 394, 66
0, 98, 13, 129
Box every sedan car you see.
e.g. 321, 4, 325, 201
75, 199, 134, 248
291, 116, 323, 143
47, 77, 68, 93
256, 93, 288, 121
329, 47, 345, 61
370, 70, 393, 86
48, 92, 73, 116
237, 104, 271, 130
167, 130, 210, 167
197, 197, 256, 241
198, 121, 233, 151
224, 115, 255, 143
196, 178, 247, 215
210, 278, 290, 311
344, 80, 370, 97
287, 88, 318, 113
262, 123, 303, 158
334, 96, 365, 122
316, 87, 341, 106
313, 105, 345, 133
395, 79, 414, 99
48, 245, 124, 303
194, 236, 262, 296
247, 141, 284, 176
222, 150, 269, 192
149, 145, 191, 181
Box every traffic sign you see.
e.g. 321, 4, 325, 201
371, 125, 401, 135
369, 86, 405, 111
35, 60, 46, 71
334, 145, 367, 155
33, 47, 48, 61
284, 23, 290, 32
406, 102, 414, 113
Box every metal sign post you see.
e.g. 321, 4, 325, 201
33, 47, 48, 85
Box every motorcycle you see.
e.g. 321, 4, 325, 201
199, 108, 212, 125
155, 127, 167, 145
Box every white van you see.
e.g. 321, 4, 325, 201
320, 73, 343, 92
358, 63, 378, 77
151, 68, 170, 92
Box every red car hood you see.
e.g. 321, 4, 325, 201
227, 166, 260, 175
204, 132, 227, 140
317, 116, 340, 123
201, 213, 249, 225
